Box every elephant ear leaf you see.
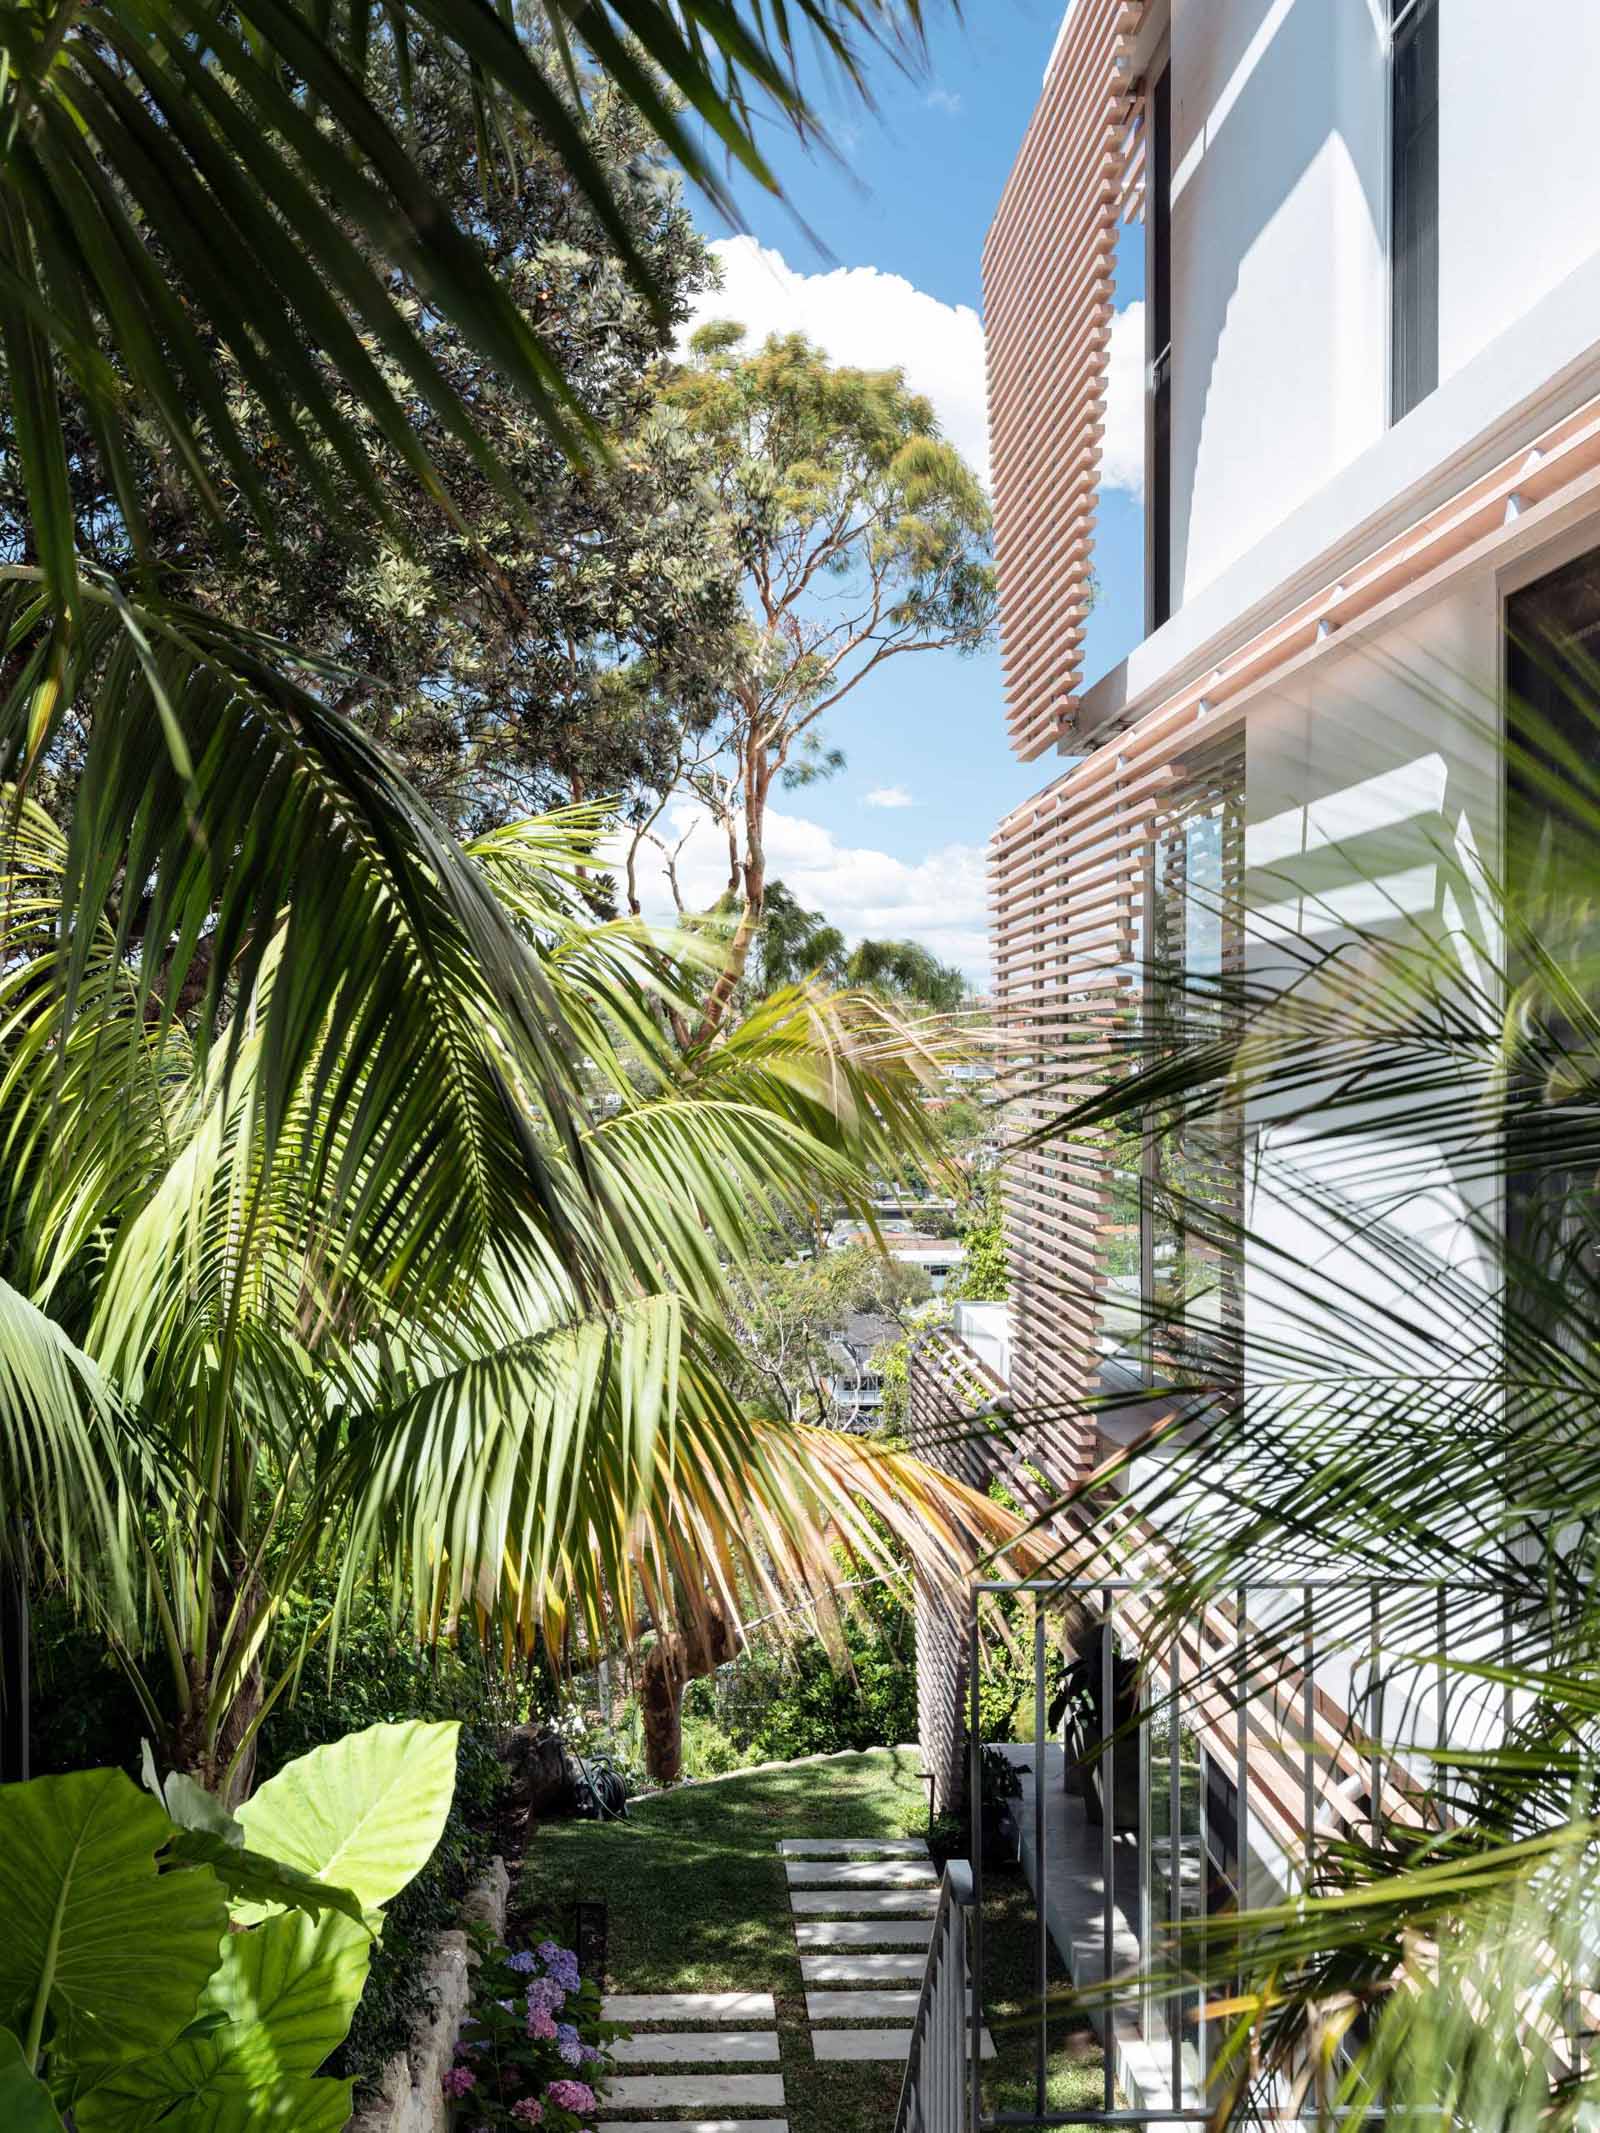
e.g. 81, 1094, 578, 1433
233, 1719, 459, 1919
74, 1911, 367, 2133
0, 1770, 226, 2075
0, 2028, 66, 2130
163, 1830, 368, 1928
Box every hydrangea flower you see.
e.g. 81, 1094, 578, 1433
510, 2102, 544, 2125
579, 2042, 603, 2065
526, 2004, 557, 2041
546, 2079, 597, 2113
555, 2022, 583, 2067
526, 1976, 565, 2016
507, 1950, 538, 1974
536, 1941, 582, 1995
441, 2063, 477, 2097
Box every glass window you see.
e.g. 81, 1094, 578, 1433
1503, 545, 1600, 1329
1142, 744, 1245, 1374
1390, 0, 1439, 421
1149, 61, 1173, 629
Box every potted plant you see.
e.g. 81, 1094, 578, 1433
978, 1743, 1024, 1868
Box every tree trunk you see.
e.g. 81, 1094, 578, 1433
637, 1613, 738, 1786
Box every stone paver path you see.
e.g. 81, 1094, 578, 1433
600, 1991, 788, 2126
782, 1835, 994, 2068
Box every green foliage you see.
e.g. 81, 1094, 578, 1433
947, 1180, 1009, 1302
646, 327, 997, 1029
690, 1578, 919, 1765
0, 1720, 454, 2127
0, 1771, 229, 2077
0, 2032, 63, 2132
452, 1928, 623, 2128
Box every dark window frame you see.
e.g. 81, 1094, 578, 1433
1389, 0, 1439, 422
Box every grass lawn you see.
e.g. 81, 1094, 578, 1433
511, 1748, 1102, 2132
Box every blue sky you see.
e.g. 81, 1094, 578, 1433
643, 5, 1147, 981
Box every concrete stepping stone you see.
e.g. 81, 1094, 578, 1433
785, 1859, 938, 1888
812, 2028, 996, 2062
807, 1989, 920, 2021
597, 2124, 788, 2133
790, 1888, 939, 1916
793, 1918, 934, 1947
604, 1991, 775, 2024
610, 2030, 779, 2065
778, 1837, 929, 1857
800, 1951, 927, 1983
607, 2074, 786, 2110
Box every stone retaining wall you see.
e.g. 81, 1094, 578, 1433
347, 1856, 509, 2133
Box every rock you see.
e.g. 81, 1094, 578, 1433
346, 1858, 507, 2133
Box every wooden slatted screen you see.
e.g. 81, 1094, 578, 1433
984, 0, 1147, 764
992, 386, 1600, 1478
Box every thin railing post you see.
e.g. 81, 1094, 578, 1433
970, 1590, 983, 2133
1102, 1588, 1115, 2115
1168, 1635, 1182, 2111
1034, 1604, 1047, 2120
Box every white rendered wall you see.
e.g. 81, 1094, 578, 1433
1438, 0, 1600, 384
1167, 0, 1387, 607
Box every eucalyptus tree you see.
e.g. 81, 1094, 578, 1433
1033, 677, 1600, 2129
646, 325, 997, 1038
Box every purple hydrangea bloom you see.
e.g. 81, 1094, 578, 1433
580, 2043, 603, 2065
555, 2022, 583, 2067
537, 1941, 582, 1994
526, 2005, 557, 2042
526, 1976, 565, 2016
546, 2079, 596, 2114
507, 1950, 538, 1974
510, 2101, 544, 2125
441, 2064, 477, 2097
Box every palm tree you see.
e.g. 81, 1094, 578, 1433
0, 797, 1025, 1796
1024, 673, 1600, 2127
0, 0, 957, 1377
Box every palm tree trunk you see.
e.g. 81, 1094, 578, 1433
637, 1613, 739, 1785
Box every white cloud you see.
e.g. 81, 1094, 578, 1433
925, 86, 963, 114
619, 802, 991, 984
1102, 299, 1147, 500
686, 236, 1147, 504
865, 785, 915, 809
688, 235, 991, 485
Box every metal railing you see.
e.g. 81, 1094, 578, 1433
894, 1859, 979, 2133
964, 1575, 1514, 2131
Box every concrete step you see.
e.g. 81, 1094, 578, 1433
800, 1951, 927, 1983
778, 1837, 929, 1857
790, 1888, 939, 1917
606, 2074, 787, 2111
785, 1859, 938, 1888
610, 2031, 779, 2065
812, 2028, 996, 2062
603, 1991, 775, 2024
793, 1918, 935, 1947
596, 2124, 788, 2133
806, 1989, 920, 2021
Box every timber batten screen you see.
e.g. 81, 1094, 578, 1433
984, 0, 1146, 764
991, 385, 1600, 1472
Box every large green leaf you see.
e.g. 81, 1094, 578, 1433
0, 2030, 64, 2131
163, 1832, 368, 1931
234, 1719, 459, 1917
0, 1770, 226, 2074
75, 1912, 368, 2132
